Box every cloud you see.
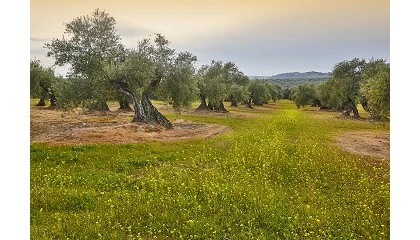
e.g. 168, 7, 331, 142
116, 24, 152, 39
30, 37, 50, 43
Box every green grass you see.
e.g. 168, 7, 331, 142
30, 100, 389, 239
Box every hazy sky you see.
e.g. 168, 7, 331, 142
30, 0, 389, 76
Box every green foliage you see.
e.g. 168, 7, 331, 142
45, 8, 125, 108
46, 9, 198, 118
360, 60, 390, 120
312, 58, 366, 111
160, 51, 199, 111
228, 85, 250, 106
104, 50, 155, 92
30, 60, 57, 104
45, 8, 123, 76
265, 82, 282, 102
31, 100, 389, 239
281, 87, 292, 100
330, 58, 366, 103
197, 60, 249, 108
315, 79, 342, 110
292, 84, 318, 108
311, 58, 390, 120
266, 77, 328, 89
249, 80, 271, 105
114, 34, 198, 112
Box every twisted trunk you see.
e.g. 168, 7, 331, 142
216, 101, 229, 112
36, 95, 46, 106
140, 78, 173, 129
246, 98, 253, 108
141, 93, 173, 129
341, 97, 359, 118
36, 87, 48, 106
111, 81, 147, 123
196, 93, 208, 110
108, 72, 172, 128
88, 100, 110, 111
49, 92, 57, 108
207, 102, 215, 110
230, 99, 238, 107
118, 99, 132, 111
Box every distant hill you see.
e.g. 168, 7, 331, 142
250, 71, 331, 88
250, 71, 330, 80
270, 71, 330, 79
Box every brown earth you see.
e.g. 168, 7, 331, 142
30, 106, 231, 145
334, 131, 390, 160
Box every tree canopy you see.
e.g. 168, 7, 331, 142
45, 8, 124, 110
30, 59, 57, 107
360, 59, 390, 120
196, 60, 249, 111
45, 9, 199, 128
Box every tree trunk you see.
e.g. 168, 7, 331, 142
311, 99, 321, 107
111, 81, 147, 123
246, 98, 253, 108
49, 93, 57, 108
88, 100, 110, 111
217, 101, 229, 112
36, 89, 48, 106
230, 100, 238, 107
207, 102, 215, 110
361, 101, 369, 112
196, 94, 208, 111
141, 93, 173, 129
36, 96, 46, 106
118, 99, 132, 111
110, 76, 172, 129
341, 98, 359, 118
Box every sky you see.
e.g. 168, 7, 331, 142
30, 0, 390, 76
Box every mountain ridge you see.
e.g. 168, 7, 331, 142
250, 71, 330, 80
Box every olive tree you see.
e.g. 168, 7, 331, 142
248, 80, 271, 105
196, 61, 248, 112
330, 58, 366, 117
45, 8, 125, 111
264, 82, 281, 102
46, 9, 197, 128
315, 79, 342, 110
228, 85, 250, 107
103, 35, 198, 128
292, 84, 317, 109
360, 60, 390, 120
30, 60, 57, 107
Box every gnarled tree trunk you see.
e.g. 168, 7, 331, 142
118, 99, 132, 111
207, 102, 215, 110
36, 96, 46, 106
36, 89, 47, 106
140, 77, 173, 129
341, 97, 359, 118
111, 81, 147, 123
110, 76, 173, 129
141, 93, 173, 129
230, 100, 238, 107
196, 94, 208, 111
88, 100, 110, 111
246, 98, 253, 108
49, 93, 57, 108
216, 101, 229, 112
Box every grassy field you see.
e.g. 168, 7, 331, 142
30, 100, 389, 239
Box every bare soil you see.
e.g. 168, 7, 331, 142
334, 131, 390, 160
30, 106, 231, 145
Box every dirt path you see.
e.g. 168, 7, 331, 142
334, 131, 390, 160
30, 107, 230, 145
